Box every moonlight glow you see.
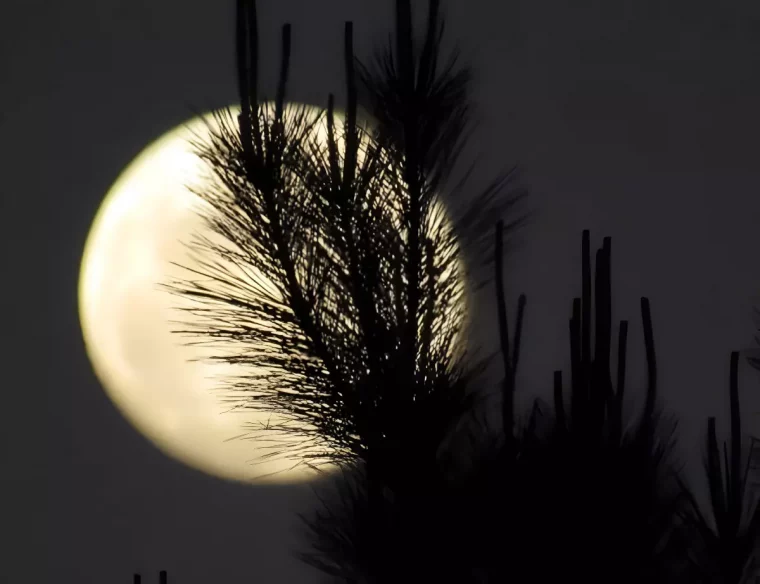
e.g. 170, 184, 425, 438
78, 103, 466, 484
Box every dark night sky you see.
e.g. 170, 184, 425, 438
4, 0, 760, 582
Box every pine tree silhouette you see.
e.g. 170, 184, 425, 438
164, 0, 528, 580
677, 352, 760, 583
159, 0, 760, 582
447, 230, 688, 584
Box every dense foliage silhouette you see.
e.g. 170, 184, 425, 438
160, 0, 760, 581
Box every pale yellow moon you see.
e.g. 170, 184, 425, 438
79, 102, 466, 484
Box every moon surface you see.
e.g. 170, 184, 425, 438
79, 103, 465, 484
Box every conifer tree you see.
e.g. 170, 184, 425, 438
162, 1, 760, 581
164, 0, 528, 580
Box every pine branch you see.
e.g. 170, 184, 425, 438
513, 230, 687, 583
494, 219, 526, 443
679, 351, 760, 583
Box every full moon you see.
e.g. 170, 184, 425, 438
79, 103, 466, 484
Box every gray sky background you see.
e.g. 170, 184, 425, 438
4, 0, 760, 582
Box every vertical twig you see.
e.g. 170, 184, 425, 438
275, 24, 291, 122
554, 370, 565, 430
394, 0, 422, 384
236, 0, 261, 161
270, 24, 292, 168
495, 220, 513, 440
612, 320, 628, 442
596, 239, 614, 437
640, 297, 657, 427
592, 247, 605, 436
729, 351, 742, 534
581, 229, 592, 416
395, 0, 415, 91
343, 22, 358, 194
417, 0, 440, 90
512, 294, 527, 386
570, 297, 581, 432
600, 238, 613, 398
